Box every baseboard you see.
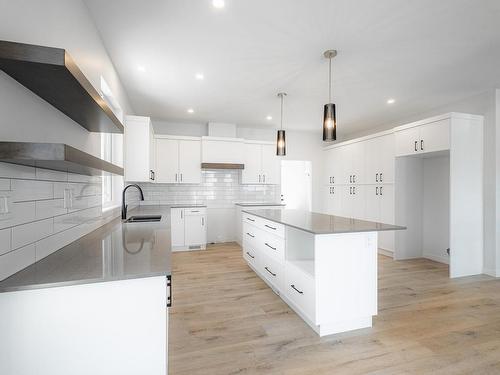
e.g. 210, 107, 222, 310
423, 253, 449, 265
378, 248, 393, 258
483, 268, 500, 277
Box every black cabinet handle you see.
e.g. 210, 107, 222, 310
150, 170, 155, 181
414, 141, 418, 152
246, 217, 255, 222
349, 186, 352, 195
291, 284, 303, 294
353, 186, 356, 195
265, 243, 276, 250
246, 251, 255, 259
332, 186, 335, 194
332, 176, 335, 184
376, 186, 379, 195
420, 139, 424, 151
380, 172, 383, 182
375, 173, 378, 182
246, 232, 255, 238
353, 175, 356, 183
380, 186, 383, 195
265, 267, 276, 277
350, 175, 352, 183
265, 224, 277, 230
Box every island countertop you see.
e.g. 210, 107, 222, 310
0, 205, 172, 293
242, 209, 406, 235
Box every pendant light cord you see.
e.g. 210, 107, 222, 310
328, 56, 332, 103
280, 94, 284, 130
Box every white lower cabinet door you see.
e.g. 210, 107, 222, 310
379, 184, 395, 252
364, 185, 380, 222
184, 213, 206, 247
326, 186, 341, 215
260, 253, 284, 291
285, 264, 316, 323
243, 241, 260, 269
351, 185, 366, 220
170, 208, 185, 248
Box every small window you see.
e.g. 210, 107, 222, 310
101, 133, 113, 206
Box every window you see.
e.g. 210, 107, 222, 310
100, 76, 124, 211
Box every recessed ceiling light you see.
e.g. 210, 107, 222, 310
187, 108, 194, 114
266, 115, 272, 120
137, 65, 146, 72
212, 0, 225, 9
387, 98, 396, 104
195, 73, 204, 80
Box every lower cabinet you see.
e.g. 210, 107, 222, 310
284, 262, 316, 322
171, 207, 207, 251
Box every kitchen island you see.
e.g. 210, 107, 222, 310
242, 209, 405, 336
0, 206, 172, 375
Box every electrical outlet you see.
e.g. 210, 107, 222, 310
0, 195, 9, 215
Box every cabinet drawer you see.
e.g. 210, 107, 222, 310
243, 222, 260, 246
257, 231, 285, 261
243, 240, 260, 269
242, 213, 261, 227
184, 207, 207, 216
258, 218, 285, 238
260, 253, 284, 291
285, 264, 316, 323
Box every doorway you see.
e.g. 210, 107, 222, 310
280, 160, 312, 211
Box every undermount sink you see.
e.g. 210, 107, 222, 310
125, 215, 162, 223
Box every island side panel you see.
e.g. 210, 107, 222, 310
315, 231, 378, 335
0, 276, 168, 375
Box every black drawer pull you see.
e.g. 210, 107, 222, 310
291, 284, 303, 294
246, 217, 255, 222
246, 232, 255, 238
265, 243, 276, 251
264, 224, 277, 230
246, 251, 255, 259
265, 267, 276, 277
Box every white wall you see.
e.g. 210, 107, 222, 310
0, 0, 133, 157
0, 0, 133, 279
422, 155, 450, 264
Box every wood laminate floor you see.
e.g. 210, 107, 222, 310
169, 243, 500, 375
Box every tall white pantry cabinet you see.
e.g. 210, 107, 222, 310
322, 113, 484, 278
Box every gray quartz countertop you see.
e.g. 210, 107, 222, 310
0, 206, 172, 293
170, 204, 207, 208
235, 202, 285, 207
243, 209, 406, 235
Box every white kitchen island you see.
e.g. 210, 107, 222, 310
242, 209, 405, 336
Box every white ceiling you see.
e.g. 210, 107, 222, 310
85, 0, 500, 135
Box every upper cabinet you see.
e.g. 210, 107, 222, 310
124, 116, 156, 182
0, 40, 123, 133
364, 134, 395, 184
395, 118, 450, 157
241, 142, 280, 184
155, 136, 201, 184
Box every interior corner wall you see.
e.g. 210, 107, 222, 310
0, 0, 133, 157
496, 89, 500, 275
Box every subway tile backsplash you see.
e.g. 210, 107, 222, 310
135, 169, 280, 208
0, 162, 118, 281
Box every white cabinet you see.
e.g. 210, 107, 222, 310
395, 118, 450, 157
324, 147, 341, 185
340, 185, 365, 219
201, 136, 244, 164
324, 185, 341, 215
171, 207, 207, 251
365, 184, 395, 251
241, 142, 280, 184
124, 116, 156, 182
339, 142, 365, 185
155, 137, 201, 184
364, 134, 395, 184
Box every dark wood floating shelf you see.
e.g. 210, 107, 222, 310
0, 40, 124, 134
0, 142, 123, 176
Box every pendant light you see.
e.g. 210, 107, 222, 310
276, 92, 287, 156
323, 50, 337, 141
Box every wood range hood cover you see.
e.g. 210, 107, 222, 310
201, 163, 244, 170
0, 142, 123, 176
0, 40, 124, 134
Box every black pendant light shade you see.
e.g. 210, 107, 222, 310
276, 92, 287, 155
276, 129, 286, 156
323, 103, 336, 141
323, 49, 337, 142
